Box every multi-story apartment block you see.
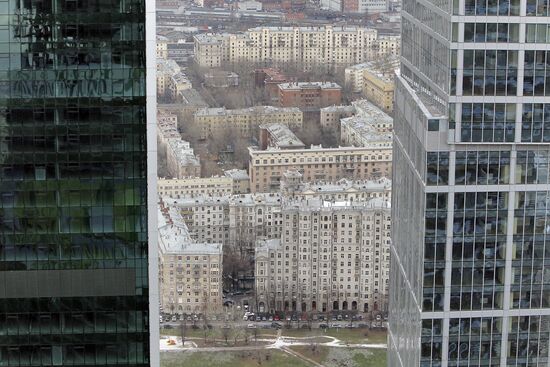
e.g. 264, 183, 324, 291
158, 176, 234, 198
346, 0, 388, 12
158, 203, 223, 315
171, 196, 231, 245
278, 82, 342, 111
157, 36, 169, 59
194, 26, 400, 71
345, 63, 370, 93
157, 59, 192, 100
281, 174, 392, 202
255, 68, 295, 102
194, 106, 303, 139
362, 60, 399, 114
163, 178, 390, 257
255, 197, 391, 313
259, 123, 306, 150
320, 105, 357, 132
166, 139, 201, 179
224, 169, 251, 194
389, 0, 550, 366
340, 99, 393, 148
158, 111, 180, 155
344, 58, 399, 114
249, 145, 392, 192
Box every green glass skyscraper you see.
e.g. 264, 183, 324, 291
0, 0, 158, 365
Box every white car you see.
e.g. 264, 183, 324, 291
247, 323, 256, 329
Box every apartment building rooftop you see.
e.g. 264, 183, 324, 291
249, 144, 389, 154
300, 177, 392, 193
158, 205, 222, 255
278, 82, 341, 91
167, 139, 200, 166
229, 192, 282, 206
283, 196, 391, 211
260, 123, 304, 149
321, 105, 357, 113
224, 169, 250, 180
166, 195, 230, 207
247, 26, 376, 33
195, 106, 301, 116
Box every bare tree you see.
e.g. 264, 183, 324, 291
221, 325, 231, 345
180, 319, 187, 347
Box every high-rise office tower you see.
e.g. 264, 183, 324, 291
0, 0, 158, 365
390, 0, 550, 365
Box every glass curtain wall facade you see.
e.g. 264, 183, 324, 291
389, 0, 550, 366
0, 0, 157, 365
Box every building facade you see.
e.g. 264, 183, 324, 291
249, 145, 392, 192
320, 105, 357, 132
362, 60, 399, 114
389, 0, 550, 366
278, 82, 342, 111
340, 99, 393, 148
158, 204, 223, 315
194, 26, 400, 71
255, 197, 391, 314
194, 106, 303, 139
0, 0, 157, 364
158, 177, 234, 198
166, 139, 201, 179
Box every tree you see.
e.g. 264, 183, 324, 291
180, 319, 187, 347
221, 325, 231, 345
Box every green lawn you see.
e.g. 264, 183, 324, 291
289, 346, 387, 367
161, 350, 311, 367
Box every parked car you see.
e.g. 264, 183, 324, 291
274, 315, 280, 321
247, 323, 256, 329
319, 323, 328, 329
291, 315, 298, 321
337, 315, 343, 321
271, 322, 282, 329
331, 315, 337, 321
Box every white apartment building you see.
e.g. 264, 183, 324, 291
194, 106, 303, 139
158, 176, 234, 198
163, 178, 390, 256
255, 196, 391, 313
194, 26, 400, 71
249, 145, 392, 192
157, 111, 180, 155
157, 59, 192, 100
158, 203, 223, 315
224, 169, 251, 194
340, 99, 393, 148
166, 139, 201, 179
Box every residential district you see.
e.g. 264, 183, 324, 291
155, 2, 399, 363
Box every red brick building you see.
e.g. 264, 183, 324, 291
277, 82, 342, 111
254, 68, 295, 103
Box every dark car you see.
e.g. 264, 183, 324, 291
291, 315, 298, 321
319, 323, 328, 329
271, 322, 282, 329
